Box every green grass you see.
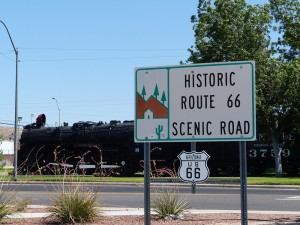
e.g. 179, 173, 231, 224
247, 177, 300, 185
0, 168, 13, 173
15, 175, 145, 183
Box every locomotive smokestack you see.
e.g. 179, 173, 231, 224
36, 114, 46, 128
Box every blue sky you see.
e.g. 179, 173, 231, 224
1, 0, 267, 127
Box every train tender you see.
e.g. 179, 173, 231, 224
17, 114, 299, 176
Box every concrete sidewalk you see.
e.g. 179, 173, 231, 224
5, 205, 300, 219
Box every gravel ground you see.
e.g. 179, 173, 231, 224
1, 207, 300, 225
1, 213, 300, 225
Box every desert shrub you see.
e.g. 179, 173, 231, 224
0, 191, 14, 220
13, 197, 32, 212
151, 187, 188, 219
49, 183, 99, 224
0, 177, 31, 219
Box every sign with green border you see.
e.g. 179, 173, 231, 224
135, 61, 256, 142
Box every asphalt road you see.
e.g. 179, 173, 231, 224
2, 182, 300, 212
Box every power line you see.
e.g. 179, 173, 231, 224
21, 55, 188, 62
0, 49, 15, 54
19, 47, 188, 51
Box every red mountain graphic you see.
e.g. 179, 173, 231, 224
137, 94, 168, 119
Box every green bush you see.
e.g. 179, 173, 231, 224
49, 183, 99, 223
151, 187, 188, 219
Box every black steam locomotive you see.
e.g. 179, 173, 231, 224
17, 114, 300, 176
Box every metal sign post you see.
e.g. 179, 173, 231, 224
239, 141, 248, 225
144, 142, 151, 225
191, 142, 196, 194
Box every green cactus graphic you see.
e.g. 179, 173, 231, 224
156, 125, 163, 139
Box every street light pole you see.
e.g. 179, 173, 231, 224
0, 20, 19, 181
52, 97, 60, 127
31, 114, 34, 124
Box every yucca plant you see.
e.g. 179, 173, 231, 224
49, 183, 99, 224
0, 191, 14, 220
151, 187, 188, 219
13, 197, 32, 212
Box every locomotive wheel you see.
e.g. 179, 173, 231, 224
208, 167, 218, 177
284, 164, 298, 176
116, 154, 137, 176
248, 164, 263, 176
226, 165, 239, 176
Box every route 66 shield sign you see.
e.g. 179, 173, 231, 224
177, 150, 210, 183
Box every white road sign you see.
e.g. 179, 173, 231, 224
135, 61, 256, 142
178, 150, 210, 183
